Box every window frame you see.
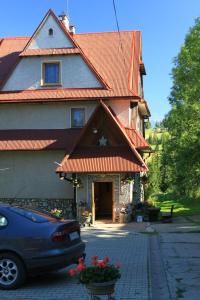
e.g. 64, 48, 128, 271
70, 107, 86, 128
48, 28, 54, 36
41, 61, 62, 87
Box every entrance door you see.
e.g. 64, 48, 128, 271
94, 182, 113, 220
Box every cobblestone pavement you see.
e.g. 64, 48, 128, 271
0, 224, 150, 300
159, 233, 200, 300
149, 218, 200, 300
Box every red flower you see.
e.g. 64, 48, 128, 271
91, 255, 98, 261
103, 256, 109, 264
98, 261, 106, 268
68, 269, 76, 276
76, 264, 85, 272
91, 255, 98, 266
78, 257, 84, 264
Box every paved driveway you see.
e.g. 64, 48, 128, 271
0, 224, 150, 300
150, 219, 200, 300
159, 233, 200, 300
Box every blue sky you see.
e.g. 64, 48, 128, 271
1, 0, 200, 122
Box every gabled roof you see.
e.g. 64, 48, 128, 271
56, 146, 146, 173
22, 9, 77, 51
0, 8, 144, 103
0, 9, 108, 91
56, 101, 148, 173
104, 104, 150, 150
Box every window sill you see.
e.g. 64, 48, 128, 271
40, 83, 62, 87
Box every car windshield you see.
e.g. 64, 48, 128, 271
9, 207, 57, 223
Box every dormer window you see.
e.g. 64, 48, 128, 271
48, 28, 53, 36
42, 62, 61, 86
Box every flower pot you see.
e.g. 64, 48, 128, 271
119, 213, 131, 223
85, 280, 116, 297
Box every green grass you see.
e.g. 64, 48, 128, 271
149, 192, 200, 217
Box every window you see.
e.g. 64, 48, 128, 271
42, 62, 61, 86
71, 108, 85, 128
48, 28, 53, 36
0, 215, 8, 227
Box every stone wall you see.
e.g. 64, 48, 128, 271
0, 198, 73, 219
133, 173, 142, 203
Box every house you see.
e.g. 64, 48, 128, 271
0, 9, 150, 222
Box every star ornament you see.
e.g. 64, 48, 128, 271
99, 135, 107, 146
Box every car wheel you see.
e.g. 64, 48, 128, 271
0, 253, 26, 290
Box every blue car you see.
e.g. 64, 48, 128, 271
0, 204, 85, 289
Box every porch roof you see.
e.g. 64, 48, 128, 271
56, 146, 147, 173
125, 128, 150, 149
56, 101, 148, 174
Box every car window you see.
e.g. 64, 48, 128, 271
0, 214, 8, 227
8, 207, 55, 223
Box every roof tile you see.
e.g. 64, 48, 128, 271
19, 48, 80, 56
0, 31, 141, 102
56, 146, 147, 173
0, 129, 81, 151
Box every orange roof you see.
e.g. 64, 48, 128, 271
0, 87, 134, 103
56, 101, 148, 173
105, 104, 150, 151
0, 37, 28, 87
19, 48, 80, 56
125, 128, 150, 149
0, 27, 142, 102
0, 129, 81, 151
56, 146, 147, 173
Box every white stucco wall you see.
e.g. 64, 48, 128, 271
0, 151, 73, 199
2, 55, 102, 91
0, 102, 97, 129
29, 14, 73, 49
106, 99, 131, 127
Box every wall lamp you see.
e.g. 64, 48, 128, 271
92, 128, 98, 134
59, 172, 66, 180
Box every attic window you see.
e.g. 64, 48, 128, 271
42, 62, 61, 86
48, 28, 53, 36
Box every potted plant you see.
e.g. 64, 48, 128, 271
68, 256, 121, 299
50, 208, 62, 218
81, 210, 92, 226
119, 203, 132, 223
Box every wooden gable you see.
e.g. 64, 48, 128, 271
78, 105, 128, 148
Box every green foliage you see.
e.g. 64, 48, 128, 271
145, 120, 152, 129
163, 18, 200, 200
145, 145, 161, 198
79, 265, 121, 284
150, 192, 200, 216
68, 256, 121, 285
146, 19, 200, 203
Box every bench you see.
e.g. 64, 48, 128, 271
161, 205, 174, 223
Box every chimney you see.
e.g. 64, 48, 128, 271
59, 12, 69, 31
69, 25, 76, 35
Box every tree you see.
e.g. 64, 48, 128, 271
145, 145, 161, 198
162, 18, 200, 200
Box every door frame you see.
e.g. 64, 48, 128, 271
92, 180, 114, 223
